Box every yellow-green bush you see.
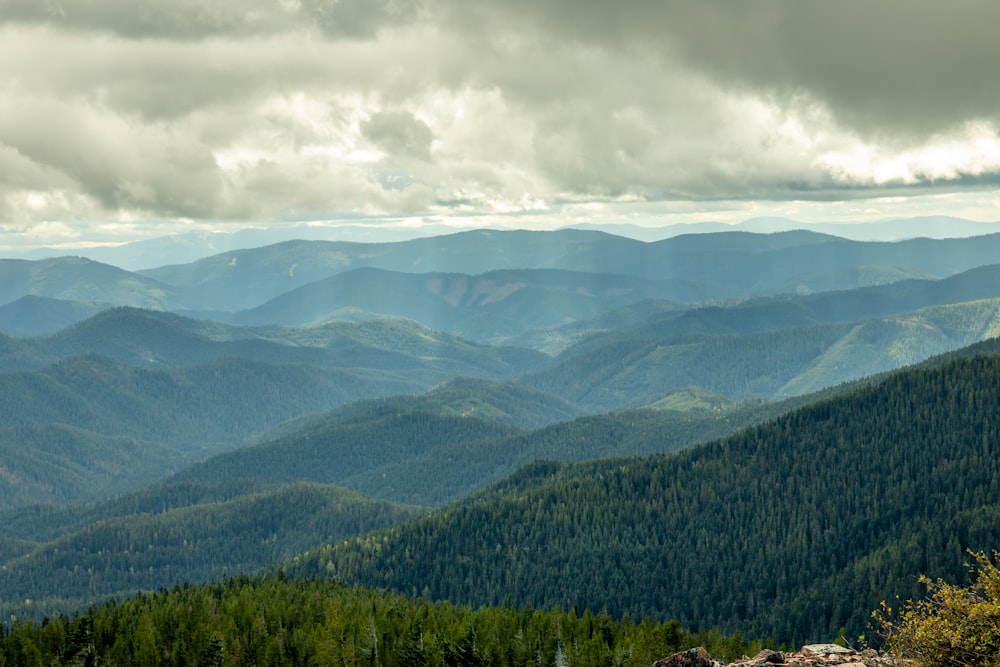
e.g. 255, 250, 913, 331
876, 551, 1000, 667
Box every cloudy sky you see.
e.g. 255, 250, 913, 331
2, 0, 1000, 250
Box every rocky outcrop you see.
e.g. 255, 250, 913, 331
654, 647, 723, 667
656, 644, 906, 667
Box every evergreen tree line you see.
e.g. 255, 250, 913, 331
0, 575, 766, 667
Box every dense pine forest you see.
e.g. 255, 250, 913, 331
0, 576, 764, 666
286, 351, 1000, 643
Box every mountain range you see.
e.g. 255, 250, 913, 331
3, 223, 1000, 647
7, 215, 998, 270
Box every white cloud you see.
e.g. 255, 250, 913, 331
1, 2, 999, 250
820, 122, 1000, 186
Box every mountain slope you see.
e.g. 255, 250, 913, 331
229, 267, 699, 340
0, 295, 109, 337
11, 307, 547, 379
137, 230, 646, 310
0, 353, 421, 446
9, 230, 1000, 328
255, 377, 583, 437
0, 424, 175, 510
286, 349, 1000, 644
0, 354, 432, 509
0, 256, 184, 309
527, 297, 1000, 410
169, 407, 527, 506
171, 381, 805, 509
509, 262, 1000, 354
0, 483, 423, 607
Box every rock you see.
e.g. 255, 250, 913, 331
727, 644, 904, 667
801, 644, 854, 656
750, 649, 785, 664
656, 644, 905, 667
654, 647, 723, 667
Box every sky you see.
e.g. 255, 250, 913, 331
2, 0, 1000, 251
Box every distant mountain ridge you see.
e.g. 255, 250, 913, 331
1, 307, 545, 377
6, 216, 997, 269
0, 256, 184, 310
7, 230, 1000, 344
568, 215, 1000, 242
145, 229, 1000, 312
228, 267, 702, 337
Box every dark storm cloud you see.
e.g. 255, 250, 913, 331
437, 0, 1000, 138
0, 0, 299, 38
0, 0, 422, 39
301, 0, 422, 38
663, 2, 1000, 138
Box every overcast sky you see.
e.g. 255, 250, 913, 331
2, 0, 1000, 250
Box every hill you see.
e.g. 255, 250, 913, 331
5, 230, 1000, 329
0, 295, 109, 337
569, 263, 1000, 350
11, 307, 546, 379
285, 347, 1000, 644
524, 297, 1000, 410
255, 377, 584, 436
0, 353, 432, 510
0, 482, 423, 609
0, 424, 175, 509
136, 230, 647, 310
168, 407, 528, 506
0, 256, 185, 309
170, 381, 815, 509
229, 267, 700, 340
507, 262, 1000, 354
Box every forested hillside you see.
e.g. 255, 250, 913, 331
0, 295, 107, 337
3, 307, 546, 378
0, 576, 763, 667
170, 407, 526, 506
0, 354, 431, 510
559, 263, 1000, 352
0, 256, 184, 310
228, 267, 704, 335
169, 389, 805, 508
0, 379, 840, 610
0, 483, 423, 616
286, 351, 1000, 644
528, 297, 1000, 409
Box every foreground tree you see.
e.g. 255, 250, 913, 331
877, 550, 1000, 667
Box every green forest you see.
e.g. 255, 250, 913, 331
286, 353, 1000, 644
0, 576, 765, 667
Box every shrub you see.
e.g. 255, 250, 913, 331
876, 550, 1000, 667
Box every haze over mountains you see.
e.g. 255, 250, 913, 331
8, 215, 999, 270
3, 217, 1000, 646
